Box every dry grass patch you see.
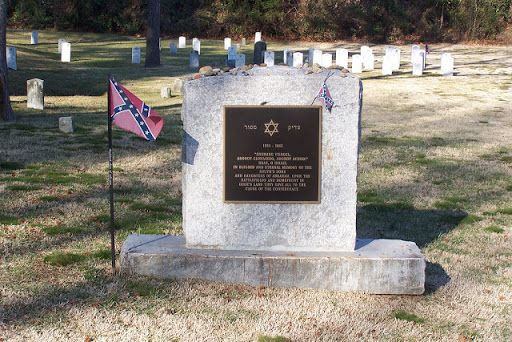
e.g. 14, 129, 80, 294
1, 34, 512, 341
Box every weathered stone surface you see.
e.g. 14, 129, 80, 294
169, 42, 177, 56
131, 47, 141, 64
27, 78, 44, 110
121, 235, 426, 294
59, 116, 74, 133
7, 47, 16, 70
181, 67, 362, 252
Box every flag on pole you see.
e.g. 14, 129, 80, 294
316, 83, 334, 113
426, 43, 431, 54
109, 76, 163, 141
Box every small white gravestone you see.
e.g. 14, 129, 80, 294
363, 53, 374, 70
308, 48, 316, 64
31, 31, 38, 44
293, 52, 303, 67
321, 53, 332, 68
312, 49, 323, 65
170, 42, 177, 56
61, 42, 71, 62
59, 117, 74, 133
254, 31, 262, 43
412, 55, 423, 76
179, 36, 186, 48
335, 48, 348, 68
241, 38, 247, 46
441, 53, 454, 76
361, 45, 371, 57
27, 78, 44, 110
227, 46, 237, 61
190, 51, 199, 68
193, 39, 200, 55
224, 38, 231, 50
283, 48, 293, 64
391, 48, 401, 71
351, 54, 363, 73
285, 50, 293, 66
236, 43, 241, 50
264, 51, 275, 66
235, 54, 246, 68
382, 54, 393, 75
131, 47, 141, 64
161, 87, 172, 98
58, 39, 67, 53
7, 47, 16, 70
385, 46, 395, 56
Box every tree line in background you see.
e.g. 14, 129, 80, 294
7, 0, 512, 42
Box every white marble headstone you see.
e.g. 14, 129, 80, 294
283, 48, 293, 64
27, 78, 44, 110
441, 53, 454, 76
179, 36, 186, 48
31, 31, 38, 45
293, 52, 303, 67
312, 49, 323, 65
351, 54, 363, 73
189, 50, 199, 68
58, 39, 67, 53
131, 47, 141, 64
264, 51, 275, 66
170, 42, 177, 56
193, 38, 200, 55
61, 42, 71, 62
7, 47, 16, 70
335, 48, 348, 68
224, 38, 231, 50
254, 32, 262, 43
227, 46, 237, 61
382, 54, 393, 75
235, 54, 246, 68
321, 53, 332, 68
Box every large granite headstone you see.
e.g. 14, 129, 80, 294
27, 78, 44, 110
253, 41, 267, 65
121, 66, 426, 294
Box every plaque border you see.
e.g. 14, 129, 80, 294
223, 105, 322, 204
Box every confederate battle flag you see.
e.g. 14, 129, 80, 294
109, 76, 163, 141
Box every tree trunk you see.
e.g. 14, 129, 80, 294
145, 0, 160, 68
0, 0, 14, 121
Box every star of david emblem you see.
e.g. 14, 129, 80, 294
264, 119, 279, 136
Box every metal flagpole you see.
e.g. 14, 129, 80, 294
107, 75, 116, 271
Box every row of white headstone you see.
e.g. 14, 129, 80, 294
17, 30, 454, 75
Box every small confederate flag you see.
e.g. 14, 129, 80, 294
109, 76, 163, 141
316, 83, 334, 112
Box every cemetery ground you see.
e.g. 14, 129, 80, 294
0, 30, 511, 341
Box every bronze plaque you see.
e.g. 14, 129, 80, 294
224, 106, 321, 203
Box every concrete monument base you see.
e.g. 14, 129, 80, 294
120, 235, 425, 295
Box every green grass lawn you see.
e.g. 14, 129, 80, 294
1, 31, 511, 341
